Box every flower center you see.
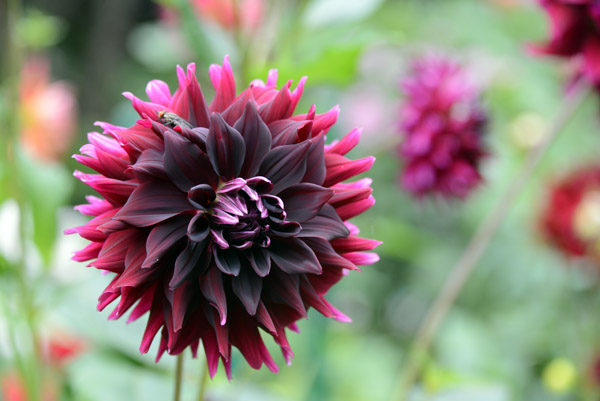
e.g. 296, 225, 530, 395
186, 177, 300, 250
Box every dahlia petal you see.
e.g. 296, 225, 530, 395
206, 113, 246, 179
230, 313, 278, 372
171, 240, 207, 289
326, 128, 362, 156
259, 81, 293, 124
73, 195, 111, 216
323, 154, 375, 187
202, 330, 221, 379
114, 181, 191, 227
129, 149, 168, 180
74, 171, 137, 205
164, 131, 217, 191
209, 56, 236, 113
336, 195, 375, 221
72, 241, 102, 262
140, 296, 164, 354
342, 252, 380, 266
143, 215, 188, 268
145, 79, 172, 106
303, 237, 358, 271
297, 204, 350, 240
187, 213, 210, 243
232, 268, 262, 315
331, 236, 382, 253
184, 63, 211, 128
199, 267, 227, 325
299, 276, 338, 319
249, 247, 271, 277
123, 91, 169, 120
234, 101, 272, 177
270, 237, 322, 274
222, 89, 254, 125
279, 183, 333, 222
90, 229, 138, 271
255, 301, 276, 334
302, 134, 326, 185
127, 283, 157, 322
269, 119, 313, 147
214, 248, 241, 276
268, 272, 307, 318
259, 141, 310, 194
172, 280, 193, 332
309, 105, 340, 135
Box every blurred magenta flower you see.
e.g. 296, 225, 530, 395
540, 165, 600, 261
399, 56, 488, 198
193, 0, 263, 33
20, 56, 77, 163
532, 0, 600, 86
68, 56, 380, 377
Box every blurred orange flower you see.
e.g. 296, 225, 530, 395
19, 57, 77, 163
193, 0, 263, 33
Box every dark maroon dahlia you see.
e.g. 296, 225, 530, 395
399, 56, 488, 199
67, 56, 380, 377
532, 0, 600, 87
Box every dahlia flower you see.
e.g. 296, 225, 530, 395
20, 57, 77, 163
540, 165, 600, 261
532, 0, 600, 86
399, 56, 488, 198
68, 56, 379, 377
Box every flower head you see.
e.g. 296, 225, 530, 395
540, 165, 600, 262
399, 56, 488, 198
68, 56, 379, 377
20, 57, 77, 163
532, 0, 600, 86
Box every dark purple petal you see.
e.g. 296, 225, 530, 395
259, 141, 310, 194
164, 131, 217, 191
268, 221, 302, 237
188, 213, 210, 242
234, 101, 272, 177
232, 268, 262, 315
130, 149, 168, 180
269, 119, 312, 147
213, 248, 241, 276
206, 113, 246, 179
143, 215, 188, 268
171, 240, 208, 289
114, 181, 191, 227
270, 237, 322, 275
188, 184, 216, 210
185, 64, 211, 128
296, 204, 350, 240
199, 266, 227, 325
248, 247, 271, 277
302, 134, 326, 185
279, 183, 333, 222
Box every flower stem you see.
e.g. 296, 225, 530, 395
174, 354, 184, 401
391, 77, 591, 401
197, 360, 210, 401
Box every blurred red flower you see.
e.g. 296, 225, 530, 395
532, 0, 600, 86
399, 56, 488, 199
19, 57, 77, 163
540, 165, 600, 261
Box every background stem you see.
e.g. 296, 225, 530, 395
174, 354, 184, 401
197, 360, 210, 401
391, 78, 592, 401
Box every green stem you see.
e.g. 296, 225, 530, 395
174, 354, 184, 401
197, 360, 210, 401
390, 78, 592, 401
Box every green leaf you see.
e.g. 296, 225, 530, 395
18, 147, 73, 266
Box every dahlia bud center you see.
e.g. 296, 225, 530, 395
187, 176, 300, 251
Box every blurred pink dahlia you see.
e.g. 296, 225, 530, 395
532, 0, 600, 86
399, 56, 488, 198
68, 56, 380, 377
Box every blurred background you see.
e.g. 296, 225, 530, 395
2, 0, 600, 400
